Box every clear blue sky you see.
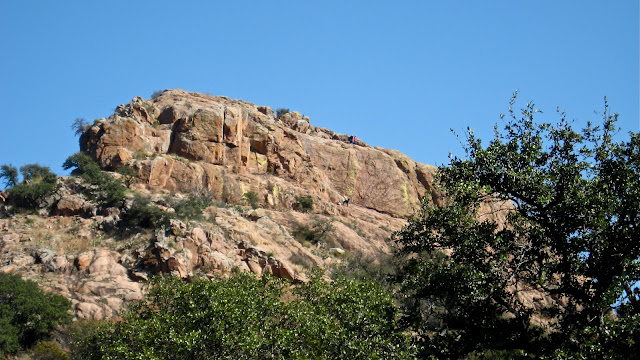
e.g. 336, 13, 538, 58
1, 1, 638, 180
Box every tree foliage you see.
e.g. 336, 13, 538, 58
78, 273, 412, 359
71, 118, 89, 137
4, 164, 59, 210
0, 273, 71, 357
122, 194, 170, 229
63, 152, 126, 207
171, 192, 213, 221
0, 164, 18, 188
242, 190, 259, 209
394, 95, 640, 358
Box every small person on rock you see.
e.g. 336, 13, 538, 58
338, 195, 350, 206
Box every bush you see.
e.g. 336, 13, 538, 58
115, 164, 138, 188
30, 341, 71, 360
5, 164, 59, 210
150, 90, 164, 100
0, 273, 71, 357
331, 251, 397, 289
171, 193, 212, 220
295, 195, 313, 212
122, 195, 170, 229
77, 273, 412, 359
63, 152, 126, 207
242, 191, 259, 209
292, 217, 334, 246
275, 108, 290, 118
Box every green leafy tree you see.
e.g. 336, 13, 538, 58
78, 273, 412, 359
0, 273, 71, 357
5, 164, 59, 209
63, 152, 126, 207
394, 95, 640, 358
242, 190, 259, 209
0, 164, 18, 188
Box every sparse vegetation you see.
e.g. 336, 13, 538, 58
115, 164, 138, 188
331, 251, 397, 289
242, 190, 259, 209
294, 195, 313, 212
275, 108, 290, 118
171, 192, 213, 221
71, 118, 89, 137
63, 152, 126, 207
30, 341, 71, 360
122, 195, 170, 229
292, 217, 334, 247
150, 90, 163, 100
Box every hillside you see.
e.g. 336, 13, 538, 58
0, 89, 455, 320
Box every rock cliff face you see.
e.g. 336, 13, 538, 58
81, 89, 441, 218
2, 90, 452, 320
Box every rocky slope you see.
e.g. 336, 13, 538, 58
1, 89, 450, 320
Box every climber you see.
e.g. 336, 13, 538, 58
343, 195, 350, 206
351, 135, 358, 145
337, 195, 350, 206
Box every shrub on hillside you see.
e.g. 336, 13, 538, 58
242, 191, 259, 209
275, 108, 290, 118
3, 164, 59, 210
0, 273, 71, 357
122, 195, 170, 229
116, 164, 138, 188
171, 193, 213, 221
30, 341, 71, 360
150, 90, 164, 100
294, 195, 313, 212
63, 152, 126, 207
292, 217, 334, 247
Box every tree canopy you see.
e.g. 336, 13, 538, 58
78, 273, 413, 359
0, 273, 71, 357
394, 95, 640, 358
2, 163, 59, 210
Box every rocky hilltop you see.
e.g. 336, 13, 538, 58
1, 89, 452, 320
82, 89, 441, 217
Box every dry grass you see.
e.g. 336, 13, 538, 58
11, 215, 107, 254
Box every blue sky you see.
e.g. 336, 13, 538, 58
1, 1, 638, 180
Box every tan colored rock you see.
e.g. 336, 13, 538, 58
75, 302, 105, 320
83, 89, 439, 218
76, 252, 93, 271
48, 255, 69, 272
88, 250, 127, 276
191, 227, 207, 245
246, 260, 262, 275
274, 262, 295, 281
